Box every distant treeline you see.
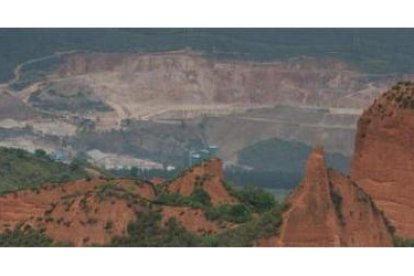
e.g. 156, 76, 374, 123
3, 29, 414, 82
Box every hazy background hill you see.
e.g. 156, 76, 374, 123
2, 29, 414, 195
3, 28, 414, 82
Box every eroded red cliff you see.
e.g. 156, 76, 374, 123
351, 82, 414, 239
276, 147, 392, 246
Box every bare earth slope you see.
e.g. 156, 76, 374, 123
4, 50, 412, 167
52, 50, 409, 118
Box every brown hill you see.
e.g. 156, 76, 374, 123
351, 81, 414, 239
167, 158, 238, 205
0, 178, 155, 246
260, 147, 392, 246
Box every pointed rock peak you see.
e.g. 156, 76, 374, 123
310, 145, 325, 159
303, 145, 328, 183
286, 145, 330, 207
167, 158, 237, 205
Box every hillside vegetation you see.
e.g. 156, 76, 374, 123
0, 155, 285, 247
0, 147, 86, 193
106, 181, 286, 247
0, 177, 285, 247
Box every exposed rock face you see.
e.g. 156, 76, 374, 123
167, 158, 238, 205
351, 82, 414, 239
10, 50, 401, 167
56, 50, 405, 110
277, 147, 392, 246
44, 50, 408, 161
328, 170, 392, 246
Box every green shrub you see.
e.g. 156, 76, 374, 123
0, 147, 86, 193
155, 192, 194, 206
155, 188, 211, 208
104, 221, 113, 231
189, 187, 211, 206
237, 186, 276, 213
34, 149, 49, 160
110, 211, 201, 247
0, 225, 53, 247
205, 204, 252, 223
97, 181, 116, 194
211, 204, 285, 247
202, 234, 220, 247
393, 236, 414, 247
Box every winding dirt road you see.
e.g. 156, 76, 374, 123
9, 50, 78, 86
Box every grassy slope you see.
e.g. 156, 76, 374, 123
0, 147, 86, 193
